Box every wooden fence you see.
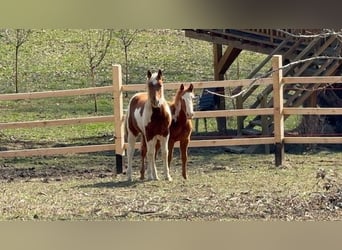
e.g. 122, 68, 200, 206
0, 65, 123, 169
1, 56, 342, 173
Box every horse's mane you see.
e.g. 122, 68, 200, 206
170, 86, 183, 105
169, 86, 184, 115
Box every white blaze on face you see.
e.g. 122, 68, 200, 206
182, 92, 195, 119
150, 72, 159, 85
148, 72, 164, 107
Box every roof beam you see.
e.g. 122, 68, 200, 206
185, 29, 282, 55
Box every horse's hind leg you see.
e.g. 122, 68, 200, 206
126, 132, 136, 181
140, 137, 147, 180
180, 139, 189, 180
167, 140, 175, 169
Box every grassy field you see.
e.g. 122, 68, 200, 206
1, 29, 342, 221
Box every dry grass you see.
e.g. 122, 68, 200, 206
1, 148, 342, 221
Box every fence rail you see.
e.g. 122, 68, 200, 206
0, 86, 114, 101
0, 116, 115, 129
0, 144, 115, 158
1, 56, 342, 171
0, 70, 121, 164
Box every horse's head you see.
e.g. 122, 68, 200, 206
147, 69, 164, 108
180, 83, 195, 119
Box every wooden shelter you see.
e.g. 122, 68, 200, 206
185, 29, 342, 149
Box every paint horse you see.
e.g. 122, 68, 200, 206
140, 83, 195, 180
125, 70, 172, 181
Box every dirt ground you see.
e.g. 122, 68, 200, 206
0, 147, 342, 221
0, 159, 115, 183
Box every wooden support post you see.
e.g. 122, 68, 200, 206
213, 44, 242, 134
236, 96, 243, 135
213, 43, 227, 133
113, 64, 125, 174
272, 55, 284, 166
261, 95, 270, 154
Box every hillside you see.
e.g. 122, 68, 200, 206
0, 29, 267, 135
0, 29, 265, 93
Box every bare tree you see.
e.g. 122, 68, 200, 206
116, 29, 138, 96
5, 29, 32, 93
83, 29, 113, 113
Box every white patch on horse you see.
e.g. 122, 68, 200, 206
150, 72, 159, 85
182, 92, 195, 119
133, 107, 145, 132
142, 102, 153, 129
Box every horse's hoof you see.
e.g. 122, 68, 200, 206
165, 176, 172, 181
126, 172, 132, 181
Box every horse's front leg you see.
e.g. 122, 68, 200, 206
146, 138, 159, 181
180, 138, 189, 180
160, 135, 172, 181
126, 132, 136, 182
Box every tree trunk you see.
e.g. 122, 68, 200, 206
91, 68, 98, 113
15, 45, 19, 93
124, 45, 128, 97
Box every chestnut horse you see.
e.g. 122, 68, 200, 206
140, 83, 195, 180
125, 70, 172, 181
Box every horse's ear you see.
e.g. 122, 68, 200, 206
189, 83, 194, 92
180, 84, 184, 91
147, 70, 152, 79
157, 69, 162, 80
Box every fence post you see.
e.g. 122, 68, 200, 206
113, 64, 125, 174
261, 95, 270, 154
236, 96, 243, 135
272, 55, 284, 166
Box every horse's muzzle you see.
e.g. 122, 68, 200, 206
187, 112, 194, 119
